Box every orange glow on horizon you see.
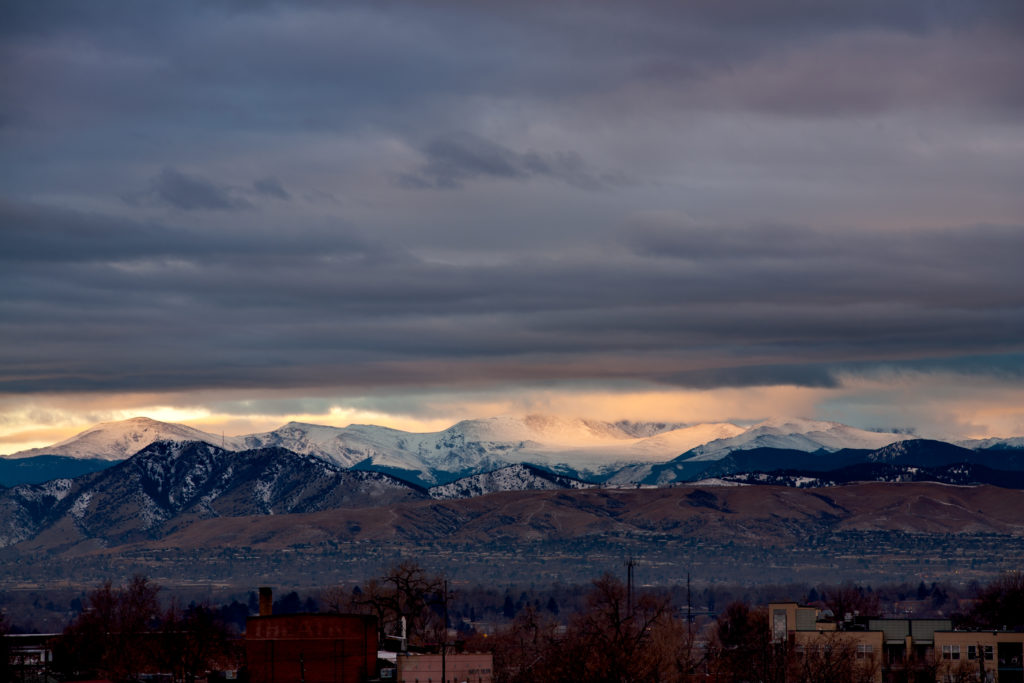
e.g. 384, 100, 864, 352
2, 377, 1024, 455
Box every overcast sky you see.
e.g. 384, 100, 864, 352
2, 0, 1023, 451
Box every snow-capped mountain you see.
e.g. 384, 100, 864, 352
428, 463, 596, 500
606, 422, 919, 486
6, 417, 244, 460
6, 429, 1024, 553
616, 437, 1024, 487
679, 418, 906, 462
11, 414, 1024, 490
0, 440, 426, 547
957, 436, 1024, 450
12, 415, 743, 485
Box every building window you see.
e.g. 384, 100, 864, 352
942, 645, 960, 660
968, 645, 994, 660
857, 644, 873, 659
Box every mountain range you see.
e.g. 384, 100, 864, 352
0, 416, 922, 483
0, 440, 607, 549
1, 415, 1023, 554
3, 415, 1023, 490
5, 415, 760, 484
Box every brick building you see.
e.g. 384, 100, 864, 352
245, 612, 378, 683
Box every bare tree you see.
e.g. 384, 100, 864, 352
824, 585, 881, 623
787, 633, 879, 683
489, 573, 695, 683
557, 574, 691, 683
345, 561, 445, 646
491, 605, 562, 683
708, 601, 786, 683
968, 570, 1024, 630
56, 575, 162, 682
158, 600, 238, 683
319, 583, 352, 615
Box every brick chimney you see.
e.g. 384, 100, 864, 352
259, 586, 273, 616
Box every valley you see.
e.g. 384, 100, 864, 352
3, 483, 1023, 589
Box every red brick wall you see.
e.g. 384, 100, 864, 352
246, 614, 377, 683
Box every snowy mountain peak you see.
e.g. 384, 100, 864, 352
750, 417, 843, 432
679, 419, 907, 462
957, 436, 1024, 450
441, 414, 642, 445
15, 415, 1018, 489
5, 417, 244, 461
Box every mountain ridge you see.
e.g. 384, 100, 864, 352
6, 416, 1024, 491
0, 440, 427, 548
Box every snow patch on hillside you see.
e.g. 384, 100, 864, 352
429, 463, 595, 499
70, 492, 92, 519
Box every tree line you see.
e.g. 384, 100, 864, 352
8, 567, 1021, 682
478, 572, 1023, 683
49, 576, 237, 682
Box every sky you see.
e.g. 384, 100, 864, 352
2, 0, 1024, 453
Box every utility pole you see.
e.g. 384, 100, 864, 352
626, 556, 636, 615
441, 579, 448, 683
687, 571, 692, 626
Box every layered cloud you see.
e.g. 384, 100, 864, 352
1, 1, 1022, 441
3, 198, 1020, 397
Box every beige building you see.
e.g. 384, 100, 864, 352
769, 601, 1024, 682
933, 630, 1024, 683
394, 652, 493, 683
770, 602, 883, 683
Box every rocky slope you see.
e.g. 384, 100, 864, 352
428, 463, 595, 499
0, 441, 426, 547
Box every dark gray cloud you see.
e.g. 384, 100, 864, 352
253, 177, 290, 200
662, 353, 1024, 390
398, 133, 614, 190
1, 197, 1022, 394
123, 168, 251, 211
3, 1, 1021, 147
0, 199, 386, 265
662, 364, 842, 389
1, 1, 1023, 403
623, 221, 1024, 278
